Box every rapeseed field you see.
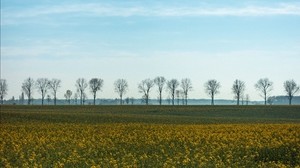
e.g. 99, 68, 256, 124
1, 106, 299, 167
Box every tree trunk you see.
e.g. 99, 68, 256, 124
28, 93, 31, 105
159, 92, 162, 105
93, 93, 96, 105
120, 95, 122, 105
289, 97, 292, 105
172, 95, 174, 105
264, 92, 267, 105
80, 92, 83, 105
185, 94, 188, 105
54, 92, 57, 105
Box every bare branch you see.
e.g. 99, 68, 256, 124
114, 79, 128, 105
22, 77, 35, 105
255, 78, 273, 105
89, 78, 104, 105
284, 79, 300, 105
154, 76, 166, 105
232, 79, 245, 105
75, 78, 87, 105
49, 79, 61, 105
138, 78, 154, 105
181, 78, 192, 105
167, 79, 179, 105
204, 79, 221, 105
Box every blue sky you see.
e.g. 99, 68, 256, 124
1, 0, 300, 101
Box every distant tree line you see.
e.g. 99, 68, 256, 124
0, 77, 299, 105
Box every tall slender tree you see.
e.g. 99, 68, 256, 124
36, 78, 49, 105
181, 78, 192, 105
283, 80, 299, 105
204, 79, 221, 105
138, 79, 154, 105
76, 78, 88, 105
255, 78, 273, 105
114, 79, 128, 105
167, 79, 179, 105
0, 79, 8, 104
22, 77, 35, 105
48, 79, 61, 105
154, 76, 166, 105
232, 79, 245, 105
89, 78, 104, 105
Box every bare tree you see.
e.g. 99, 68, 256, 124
36, 78, 49, 105
0, 79, 8, 104
138, 79, 154, 105
22, 77, 35, 105
245, 94, 250, 105
204, 79, 220, 105
114, 79, 128, 105
255, 78, 273, 105
154, 76, 166, 105
232, 79, 245, 105
167, 79, 179, 105
19, 92, 25, 105
64, 90, 73, 105
73, 93, 78, 105
76, 78, 88, 105
283, 80, 300, 105
181, 78, 192, 105
89, 78, 104, 105
48, 79, 61, 105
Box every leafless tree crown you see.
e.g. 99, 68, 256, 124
205, 79, 221, 105
255, 78, 273, 105
89, 78, 104, 105
232, 79, 245, 105
138, 78, 154, 105
114, 79, 128, 105
22, 77, 35, 105
36, 78, 49, 105
154, 76, 166, 105
64, 90, 72, 105
76, 78, 88, 105
48, 79, 61, 105
284, 80, 300, 105
167, 79, 179, 105
181, 78, 192, 105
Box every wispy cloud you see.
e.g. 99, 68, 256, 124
2, 3, 300, 25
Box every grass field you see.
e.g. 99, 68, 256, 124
1, 105, 300, 167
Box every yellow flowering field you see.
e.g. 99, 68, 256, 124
1, 105, 300, 167
1, 123, 299, 167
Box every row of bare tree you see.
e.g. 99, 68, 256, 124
0, 77, 299, 105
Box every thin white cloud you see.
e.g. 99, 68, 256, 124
2, 3, 300, 25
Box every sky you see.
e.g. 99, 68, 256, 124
1, 0, 300, 101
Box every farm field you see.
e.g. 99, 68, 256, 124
1, 105, 300, 167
